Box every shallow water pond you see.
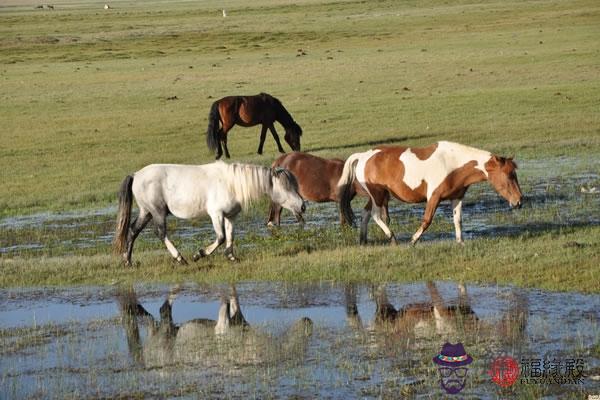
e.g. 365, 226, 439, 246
1, 281, 598, 399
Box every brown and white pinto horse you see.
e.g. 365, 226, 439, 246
337, 141, 522, 244
268, 152, 389, 226
206, 93, 302, 159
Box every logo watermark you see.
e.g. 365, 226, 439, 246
433, 342, 473, 395
488, 355, 586, 388
488, 355, 520, 387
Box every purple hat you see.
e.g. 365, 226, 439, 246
433, 342, 473, 367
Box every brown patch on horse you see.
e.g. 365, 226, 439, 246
374, 143, 438, 161
430, 160, 487, 200
411, 143, 438, 160
364, 148, 428, 203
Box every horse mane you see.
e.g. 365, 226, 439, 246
272, 167, 299, 193
226, 163, 273, 209
265, 93, 302, 136
504, 157, 518, 171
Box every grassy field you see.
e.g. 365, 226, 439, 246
1, 224, 599, 292
2, 0, 599, 215
1, 0, 599, 290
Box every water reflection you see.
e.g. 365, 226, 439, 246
345, 282, 528, 344
1, 282, 598, 399
117, 285, 313, 370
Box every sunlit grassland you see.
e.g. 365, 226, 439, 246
1, 0, 599, 216
1, 225, 598, 292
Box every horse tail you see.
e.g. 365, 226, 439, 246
114, 175, 134, 255
337, 153, 362, 227
206, 100, 221, 153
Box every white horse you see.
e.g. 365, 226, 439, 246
114, 161, 305, 266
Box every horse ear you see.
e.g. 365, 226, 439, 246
507, 155, 518, 169
485, 155, 500, 172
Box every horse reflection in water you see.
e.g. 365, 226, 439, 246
345, 282, 528, 345
117, 286, 313, 369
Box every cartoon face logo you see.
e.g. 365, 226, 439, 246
433, 342, 473, 395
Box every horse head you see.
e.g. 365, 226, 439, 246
270, 167, 305, 219
485, 155, 522, 208
284, 122, 302, 151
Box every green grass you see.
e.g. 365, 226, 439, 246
1, 0, 599, 292
2, 225, 598, 292
1, 0, 600, 216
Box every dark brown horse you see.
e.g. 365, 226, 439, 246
268, 152, 388, 226
206, 93, 303, 159
338, 141, 522, 244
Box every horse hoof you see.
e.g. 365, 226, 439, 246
228, 255, 237, 262
176, 256, 188, 265
389, 236, 397, 245
192, 250, 206, 262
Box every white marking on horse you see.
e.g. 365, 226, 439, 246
355, 149, 381, 197
399, 141, 491, 199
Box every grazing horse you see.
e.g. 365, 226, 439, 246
206, 93, 303, 159
267, 152, 388, 226
337, 141, 522, 245
114, 161, 305, 266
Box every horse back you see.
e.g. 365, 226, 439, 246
132, 164, 223, 218
272, 152, 344, 202
365, 142, 488, 202
218, 94, 276, 126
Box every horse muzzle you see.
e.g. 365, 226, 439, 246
510, 199, 522, 209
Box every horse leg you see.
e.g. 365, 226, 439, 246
223, 216, 236, 261
154, 214, 187, 265
257, 125, 268, 155
381, 191, 390, 225
340, 187, 357, 225
371, 204, 396, 244
411, 196, 441, 245
359, 200, 372, 245
158, 286, 181, 335
218, 122, 233, 159
268, 125, 286, 153
193, 211, 225, 260
228, 285, 248, 326
215, 299, 230, 335
267, 201, 283, 227
222, 133, 231, 159
344, 285, 363, 330
374, 285, 398, 324
215, 128, 224, 160
125, 210, 152, 266
366, 187, 395, 244
452, 199, 464, 244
